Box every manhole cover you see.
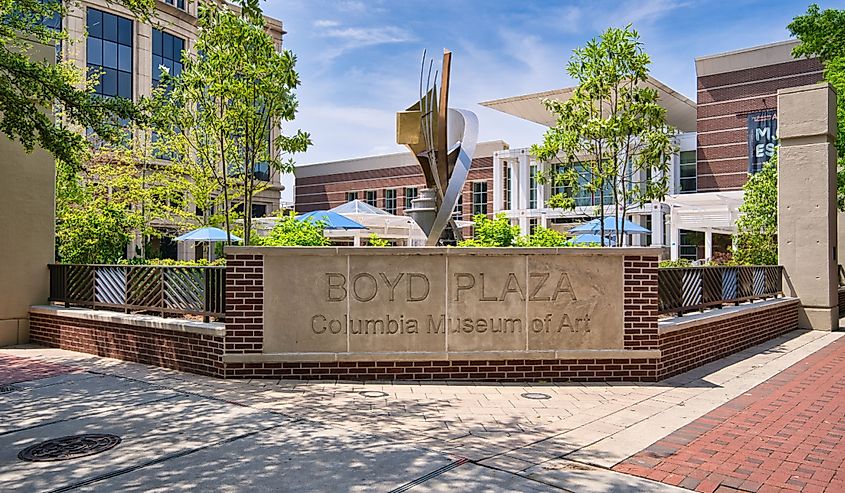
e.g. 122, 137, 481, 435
520, 392, 551, 400
18, 434, 121, 462
359, 390, 389, 398
0, 385, 18, 394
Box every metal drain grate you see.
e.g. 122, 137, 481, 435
18, 434, 121, 462
359, 390, 389, 398
520, 392, 551, 400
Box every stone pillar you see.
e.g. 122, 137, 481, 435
777, 83, 839, 331
0, 42, 55, 346
704, 230, 713, 260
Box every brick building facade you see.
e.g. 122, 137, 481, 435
695, 40, 823, 191
294, 141, 507, 222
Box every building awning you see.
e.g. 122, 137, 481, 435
479, 76, 696, 133
665, 191, 744, 234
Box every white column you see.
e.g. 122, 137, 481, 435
517, 153, 530, 211
704, 229, 713, 260
670, 206, 680, 260
536, 161, 546, 210
492, 153, 503, 213
519, 216, 530, 234
651, 203, 664, 247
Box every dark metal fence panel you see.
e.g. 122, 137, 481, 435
658, 265, 783, 316
48, 264, 226, 319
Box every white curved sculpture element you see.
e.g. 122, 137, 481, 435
425, 108, 479, 246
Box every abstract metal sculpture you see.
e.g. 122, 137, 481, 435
397, 49, 479, 246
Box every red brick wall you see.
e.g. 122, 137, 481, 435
295, 156, 494, 220
696, 58, 823, 192
29, 313, 224, 377
658, 298, 800, 379
29, 254, 800, 382
225, 253, 264, 354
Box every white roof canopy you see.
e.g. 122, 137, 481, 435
479, 76, 696, 133
666, 191, 744, 234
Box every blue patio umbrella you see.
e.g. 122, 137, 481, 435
570, 217, 651, 235
572, 234, 613, 245
295, 211, 367, 230
174, 226, 242, 243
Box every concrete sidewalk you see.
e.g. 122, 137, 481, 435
0, 329, 840, 492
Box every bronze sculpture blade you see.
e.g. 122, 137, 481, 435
437, 50, 451, 199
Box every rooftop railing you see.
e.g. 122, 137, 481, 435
48, 264, 226, 321
658, 265, 783, 317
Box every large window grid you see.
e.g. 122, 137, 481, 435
503, 163, 511, 210
679, 151, 697, 193
162, 0, 186, 10
403, 187, 418, 211
152, 29, 184, 87
529, 164, 538, 209
452, 194, 463, 221
472, 182, 488, 216
86, 8, 133, 99
383, 189, 397, 214
365, 190, 377, 207
346, 192, 358, 202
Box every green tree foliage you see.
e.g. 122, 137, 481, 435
366, 233, 390, 247
56, 159, 141, 263
789, 4, 845, 210
458, 214, 521, 247
734, 154, 778, 265
515, 226, 573, 247
150, 2, 310, 246
531, 26, 675, 246
257, 213, 329, 246
1, 0, 153, 166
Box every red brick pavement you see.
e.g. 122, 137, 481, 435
614, 336, 845, 493
0, 353, 77, 386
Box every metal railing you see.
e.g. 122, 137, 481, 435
658, 265, 783, 316
49, 264, 226, 320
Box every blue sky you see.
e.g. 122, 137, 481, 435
264, 0, 845, 178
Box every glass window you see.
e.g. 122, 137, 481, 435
503, 163, 511, 210
346, 192, 358, 202
452, 194, 463, 221
403, 187, 418, 210
252, 203, 267, 218
679, 150, 697, 194
87, 8, 132, 99
365, 191, 377, 207
162, 0, 186, 10
680, 229, 703, 260
383, 189, 397, 214
472, 182, 488, 216
152, 29, 184, 88
529, 164, 538, 209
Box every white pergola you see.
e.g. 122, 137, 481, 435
665, 190, 744, 260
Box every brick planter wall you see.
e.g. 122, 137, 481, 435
658, 298, 800, 379
29, 309, 224, 377
29, 252, 801, 383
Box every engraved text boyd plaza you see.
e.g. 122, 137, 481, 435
311, 270, 589, 337
262, 249, 625, 355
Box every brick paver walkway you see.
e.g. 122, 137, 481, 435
614, 336, 845, 493
0, 353, 76, 386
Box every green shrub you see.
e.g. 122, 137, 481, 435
257, 212, 330, 246
515, 226, 572, 247
366, 233, 390, 247
458, 214, 521, 247
659, 258, 693, 268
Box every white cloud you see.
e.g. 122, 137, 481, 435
313, 19, 340, 28
320, 26, 415, 46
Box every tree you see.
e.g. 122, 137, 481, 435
1, 0, 153, 166
257, 213, 329, 246
734, 153, 778, 265
458, 214, 521, 247
150, 2, 310, 246
789, 4, 845, 210
531, 26, 675, 246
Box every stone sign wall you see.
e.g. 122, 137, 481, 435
259, 248, 635, 357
